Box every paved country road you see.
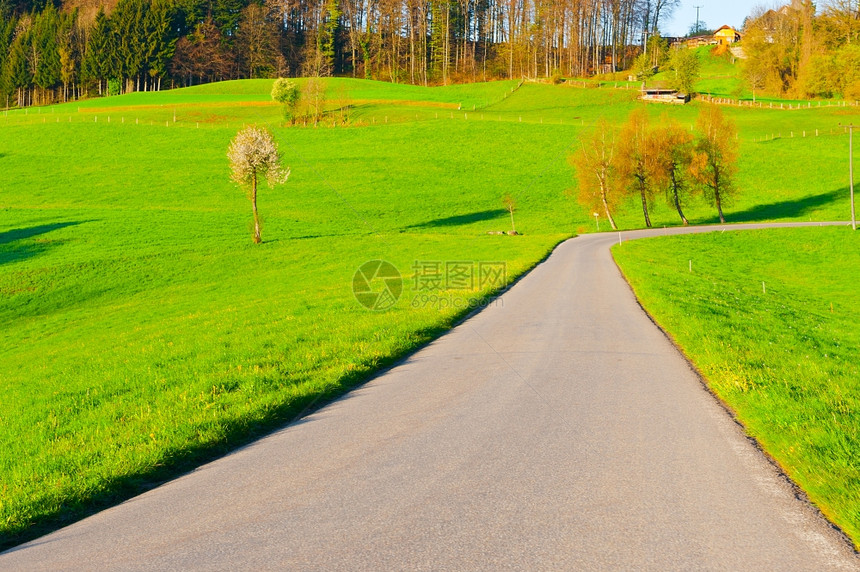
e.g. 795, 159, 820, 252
2, 222, 858, 571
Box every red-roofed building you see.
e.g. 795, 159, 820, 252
714, 25, 742, 45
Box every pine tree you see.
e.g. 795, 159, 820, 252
112, 0, 147, 91
32, 3, 61, 101
213, 0, 244, 41
0, 14, 14, 105
429, 0, 449, 82
320, 0, 340, 74
82, 8, 114, 95
57, 9, 79, 101
5, 31, 32, 106
145, 0, 178, 90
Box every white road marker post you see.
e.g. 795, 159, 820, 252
842, 123, 858, 230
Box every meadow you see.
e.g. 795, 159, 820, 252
2, 49, 860, 547
613, 227, 860, 546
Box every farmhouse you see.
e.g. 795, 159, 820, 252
670, 26, 741, 49
715, 25, 742, 45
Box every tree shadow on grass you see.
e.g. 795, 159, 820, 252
0, 221, 89, 266
727, 190, 844, 223
406, 209, 508, 229
0, 221, 88, 266
0, 242, 54, 266
0, 222, 86, 245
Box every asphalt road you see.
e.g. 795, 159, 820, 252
3, 222, 858, 571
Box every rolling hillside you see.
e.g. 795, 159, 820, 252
1, 77, 857, 547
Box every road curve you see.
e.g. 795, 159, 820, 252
2, 222, 858, 571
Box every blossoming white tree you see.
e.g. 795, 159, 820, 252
227, 126, 290, 243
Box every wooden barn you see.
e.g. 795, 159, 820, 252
641, 88, 690, 105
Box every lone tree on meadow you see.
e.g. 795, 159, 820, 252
228, 126, 290, 243
573, 119, 621, 230
502, 194, 517, 234
271, 78, 300, 123
691, 105, 738, 224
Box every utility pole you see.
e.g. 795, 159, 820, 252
843, 124, 858, 230
694, 5, 703, 35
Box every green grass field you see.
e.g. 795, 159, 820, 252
2, 66, 860, 547
612, 227, 860, 546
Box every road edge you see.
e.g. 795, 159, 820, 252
608, 233, 860, 556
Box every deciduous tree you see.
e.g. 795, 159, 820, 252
170, 19, 229, 85
667, 47, 700, 95
301, 76, 326, 125
691, 106, 737, 224
227, 126, 290, 243
653, 116, 694, 225
618, 108, 657, 228
271, 76, 299, 121
236, 3, 279, 78
502, 194, 517, 234
573, 119, 622, 231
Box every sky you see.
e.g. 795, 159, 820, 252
664, 0, 758, 36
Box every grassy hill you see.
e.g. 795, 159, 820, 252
645, 45, 738, 95
649, 44, 859, 104
1, 77, 859, 547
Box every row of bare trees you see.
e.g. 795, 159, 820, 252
574, 105, 738, 229
326, 0, 682, 84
